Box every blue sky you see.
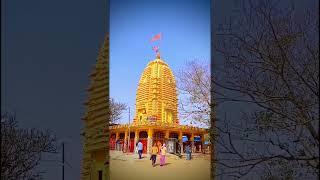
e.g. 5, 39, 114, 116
110, 0, 211, 124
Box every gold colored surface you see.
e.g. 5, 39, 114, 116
134, 59, 179, 125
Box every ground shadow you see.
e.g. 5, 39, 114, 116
133, 157, 146, 160
154, 163, 171, 167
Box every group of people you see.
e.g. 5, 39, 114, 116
136, 141, 167, 167
151, 142, 167, 167
135, 140, 194, 167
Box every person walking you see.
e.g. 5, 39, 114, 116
137, 140, 143, 159
160, 143, 167, 166
150, 143, 158, 167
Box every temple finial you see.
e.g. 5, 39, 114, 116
152, 46, 161, 59
150, 33, 162, 59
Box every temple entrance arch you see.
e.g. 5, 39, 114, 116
153, 131, 165, 140
119, 133, 125, 139
153, 131, 166, 153
169, 132, 178, 139
129, 132, 135, 152
182, 134, 191, 153
138, 131, 148, 153
193, 135, 202, 153
139, 131, 148, 138
115, 133, 125, 151
168, 132, 179, 154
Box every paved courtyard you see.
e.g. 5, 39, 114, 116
110, 151, 211, 180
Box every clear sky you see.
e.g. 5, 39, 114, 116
110, 0, 211, 124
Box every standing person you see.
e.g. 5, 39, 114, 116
137, 140, 143, 159
160, 143, 167, 166
186, 144, 191, 160
150, 143, 158, 167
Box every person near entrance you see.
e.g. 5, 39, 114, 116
160, 143, 167, 166
185, 144, 192, 160
137, 140, 143, 159
150, 142, 158, 167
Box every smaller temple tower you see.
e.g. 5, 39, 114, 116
81, 35, 109, 180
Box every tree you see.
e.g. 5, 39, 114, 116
109, 98, 127, 124
177, 61, 211, 127
1, 112, 57, 180
178, 0, 319, 178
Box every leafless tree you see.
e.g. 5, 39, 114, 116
214, 0, 319, 178
109, 98, 127, 124
1, 112, 57, 180
178, 0, 319, 179
177, 61, 211, 127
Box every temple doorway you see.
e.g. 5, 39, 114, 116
117, 133, 125, 151
194, 136, 202, 153
139, 131, 148, 153
168, 132, 179, 154
154, 131, 165, 153
182, 134, 191, 152
129, 132, 135, 152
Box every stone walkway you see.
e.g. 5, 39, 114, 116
110, 151, 211, 180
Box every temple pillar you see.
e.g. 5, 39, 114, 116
165, 130, 169, 138
115, 132, 119, 141
165, 130, 169, 144
191, 133, 195, 153
147, 128, 154, 154
124, 131, 128, 152
178, 131, 183, 154
201, 134, 205, 153
134, 130, 139, 151
124, 131, 128, 141
115, 132, 119, 151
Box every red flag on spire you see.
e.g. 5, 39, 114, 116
150, 33, 162, 42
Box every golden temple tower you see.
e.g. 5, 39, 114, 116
81, 35, 109, 180
134, 57, 179, 125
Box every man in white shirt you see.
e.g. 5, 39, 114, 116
137, 140, 143, 159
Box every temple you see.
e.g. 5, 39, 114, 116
109, 56, 209, 155
81, 36, 209, 180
